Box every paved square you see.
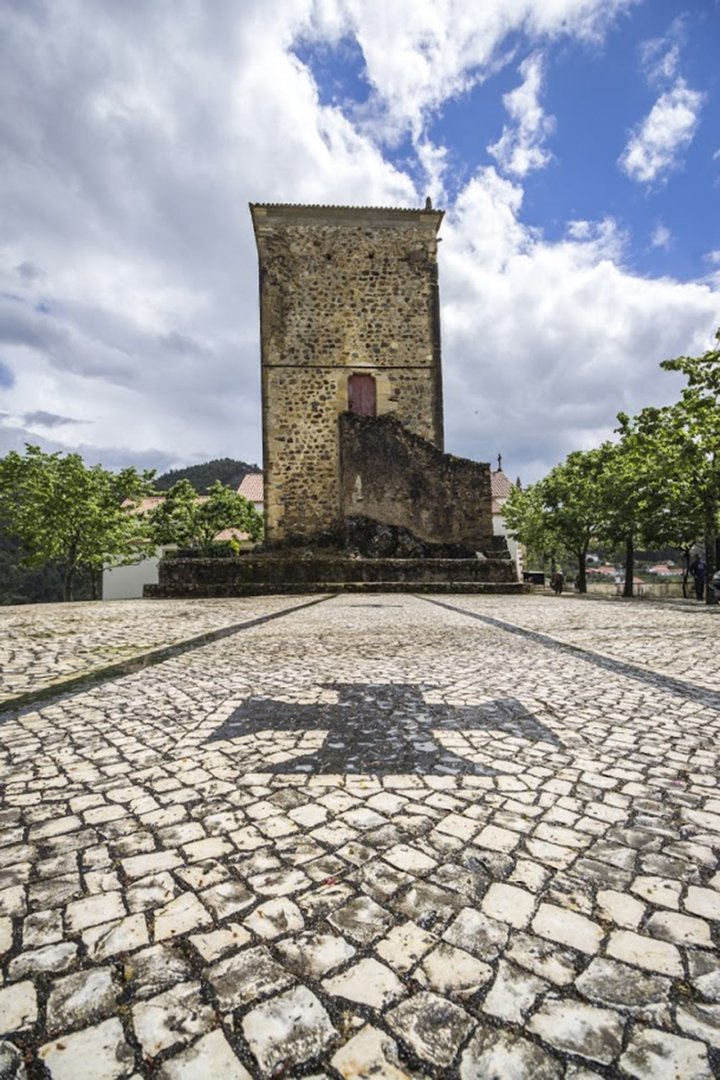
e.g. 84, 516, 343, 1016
0, 593, 718, 1078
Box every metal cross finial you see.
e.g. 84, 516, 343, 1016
497, 453, 503, 472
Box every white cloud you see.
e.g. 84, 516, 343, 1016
0, 0, 716, 487
439, 168, 718, 479
307, 0, 634, 154
650, 223, 672, 249
488, 54, 556, 177
619, 78, 704, 184
639, 17, 685, 86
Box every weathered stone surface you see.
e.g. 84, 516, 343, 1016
9, 941, 77, 980
531, 902, 603, 954
482, 959, 547, 1023
157, 1030, 252, 1079
189, 923, 250, 962
417, 943, 492, 999
595, 888, 645, 929
460, 1026, 562, 1079
646, 910, 712, 946
575, 958, 671, 1022
481, 882, 536, 927
443, 907, 508, 960
528, 1000, 624, 1064
47, 967, 119, 1034
619, 1027, 712, 1079
0, 1041, 27, 1080
39, 1018, 134, 1080
328, 896, 393, 945
685, 885, 720, 920
3, 591, 720, 1079
207, 946, 294, 1010
676, 1002, 720, 1048
275, 931, 356, 977
387, 991, 475, 1068
154, 893, 211, 941
132, 981, 215, 1057
331, 1025, 416, 1080
375, 920, 437, 973
243, 897, 303, 939
0, 981, 36, 1033
504, 931, 581, 985
242, 986, 337, 1074
65, 891, 125, 933
606, 930, 683, 977
124, 943, 192, 1000
83, 913, 149, 960
251, 203, 446, 543
323, 957, 405, 1009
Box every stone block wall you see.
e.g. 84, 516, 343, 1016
251, 204, 445, 542
339, 412, 495, 551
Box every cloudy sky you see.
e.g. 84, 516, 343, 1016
1, 0, 718, 483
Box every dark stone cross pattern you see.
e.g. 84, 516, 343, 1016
206, 682, 559, 775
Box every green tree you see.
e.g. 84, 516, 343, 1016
660, 329, 720, 604
594, 440, 639, 597
146, 478, 263, 550
537, 447, 611, 593
0, 445, 155, 601
616, 406, 703, 598
503, 482, 561, 575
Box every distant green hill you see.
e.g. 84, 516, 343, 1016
154, 457, 260, 494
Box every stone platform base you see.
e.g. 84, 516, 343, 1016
144, 556, 527, 599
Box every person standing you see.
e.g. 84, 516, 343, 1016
689, 555, 706, 601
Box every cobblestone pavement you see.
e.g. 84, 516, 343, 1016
0, 593, 718, 1078
0, 597, 319, 704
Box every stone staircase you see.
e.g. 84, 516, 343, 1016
144, 555, 528, 598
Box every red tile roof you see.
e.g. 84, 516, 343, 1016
214, 528, 250, 542
491, 469, 513, 514
237, 472, 264, 502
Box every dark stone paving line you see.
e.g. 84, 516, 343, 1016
420, 595, 720, 712
0, 594, 335, 718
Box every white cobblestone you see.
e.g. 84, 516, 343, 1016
1, 593, 719, 1077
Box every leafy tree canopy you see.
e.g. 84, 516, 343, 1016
0, 445, 155, 600
145, 478, 263, 550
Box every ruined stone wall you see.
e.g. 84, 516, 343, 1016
339, 413, 496, 551
251, 204, 444, 542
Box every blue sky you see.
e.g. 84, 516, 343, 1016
297, 0, 718, 281
0, 0, 718, 482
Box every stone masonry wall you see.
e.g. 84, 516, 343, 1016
251, 204, 444, 542
339, 412, 496, 550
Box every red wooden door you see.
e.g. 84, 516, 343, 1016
348, 374, 377, 417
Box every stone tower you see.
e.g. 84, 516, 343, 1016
250, 203, 445, 543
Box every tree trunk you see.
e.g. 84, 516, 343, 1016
577, 551, 587, 594
63, 563, 75, 602
704, 502, 717, 605
682, 546, 690, 599
622, 532, 634, 597
91, 569, 101, 601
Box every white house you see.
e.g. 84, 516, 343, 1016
490, 462, 523, 580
